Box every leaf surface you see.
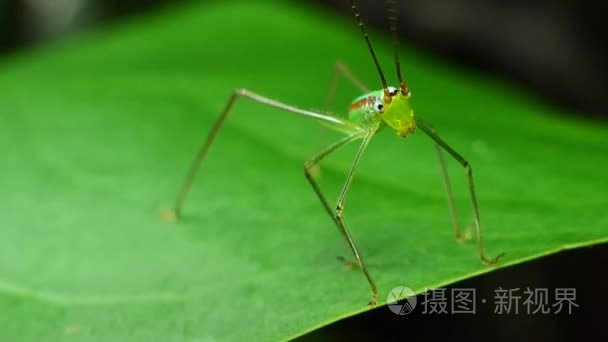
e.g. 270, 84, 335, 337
0, 1, 606, 341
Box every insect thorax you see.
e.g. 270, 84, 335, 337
347, 90, 385, 128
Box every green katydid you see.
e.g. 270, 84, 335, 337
162, 0, 504, 306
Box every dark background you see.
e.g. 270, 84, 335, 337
1, 0, 605, 340
1, 0, 607, 120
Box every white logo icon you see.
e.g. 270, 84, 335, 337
387, 286, 417, 315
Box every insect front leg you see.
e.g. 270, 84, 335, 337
429, 125, 473, 242
304, 127, 379, 306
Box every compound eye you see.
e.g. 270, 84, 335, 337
374, 101, 384, 113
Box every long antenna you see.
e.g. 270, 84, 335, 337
386, 0, 409, 95
349, 0, 391, 100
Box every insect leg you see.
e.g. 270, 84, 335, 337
304, 127, 379, 305
163, 88, 360, 222
326, 61, 370, 111
429, 125, 472, 242
311, 61, 371, 179
416, 119, 504, 265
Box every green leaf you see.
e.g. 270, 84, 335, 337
1, 1, 606, 341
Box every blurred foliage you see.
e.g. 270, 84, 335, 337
0, 1, 607, 341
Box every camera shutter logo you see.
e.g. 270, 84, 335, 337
387, 286, 417, 315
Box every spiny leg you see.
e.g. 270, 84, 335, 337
430, 126, 472, 242
417, 119, 504, 265
163, 88, 360, 222
304, 127, 379, 305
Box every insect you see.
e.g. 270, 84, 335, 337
162, 0, 503, 305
